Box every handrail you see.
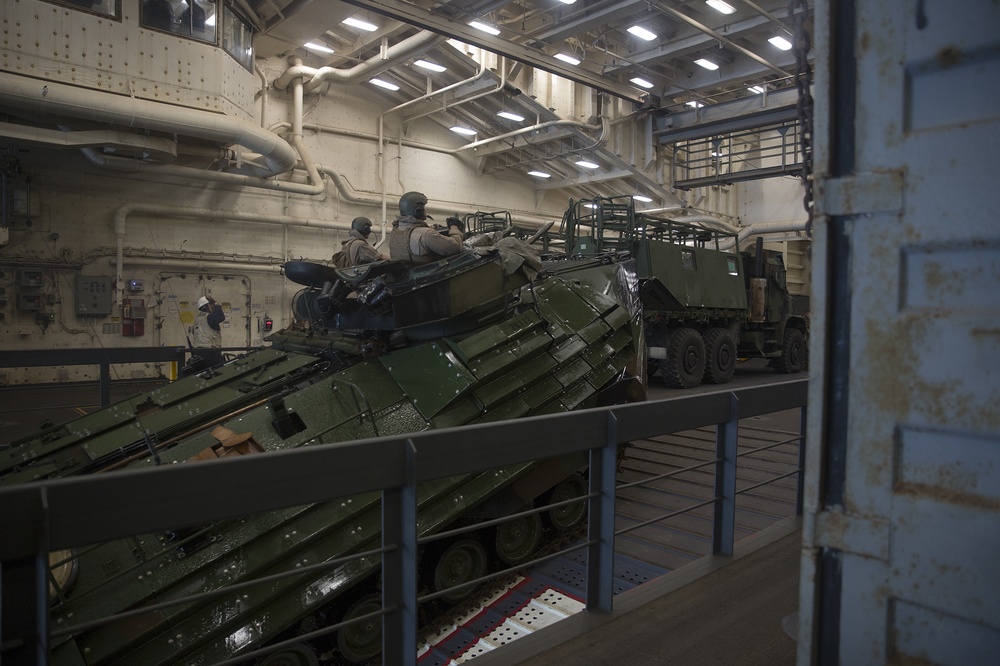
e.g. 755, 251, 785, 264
0, 378, 807, 665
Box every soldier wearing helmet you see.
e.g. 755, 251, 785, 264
336, 216, 387, 267
389, 191, 465, 264
191, 293, 226, 367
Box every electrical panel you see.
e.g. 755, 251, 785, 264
17, 268, 43, 287
76, 275, 113, 316
17, 293, 42, 311
122, 298, 146, 336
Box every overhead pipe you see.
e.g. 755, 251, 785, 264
0, 74, 297, 176
273, 31, 446, 93
377, 55, 491, 232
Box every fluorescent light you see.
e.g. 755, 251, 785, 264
706, 0, 736, 15
575, 160, 599, 169
557, 0, 577, 4
343, 17, 378, 31
303, 42, 334, 54
369, 78, 399, 91
630, 77, 654, 89
627, 26, 657, 41
414, 59, 447, 73
497, 111, 525, 122
450, 126, 477, 136
769, 35, 793, 50
748, 85, 766, 94
634, 195, 653, 203
554, 53, 581, 65
469, 20, 501, 36
687, 100, 704, 108
527, 170, 551, 178
694, 58, 719, 71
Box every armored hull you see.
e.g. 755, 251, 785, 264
5, 240, 642, 664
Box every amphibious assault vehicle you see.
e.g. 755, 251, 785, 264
2, 231, 643, 664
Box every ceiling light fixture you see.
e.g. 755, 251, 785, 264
634, 195, 653, 203
369, 78, 399, 91
575, 160, 599, 169
557, 0, 577, 4
687, 100, 704, 108
706, 0, 737, 15
694, 58, 719, 71
527, 170, 551, 178
627, 25, 657, 41
554, 53, 581, 65
748, 85, 766, 94
630, 77, 654, 89
497, 111, 525, 122
415, 59, 447, 73
469, 20, 501, 36
769, 35, 793, 50
450, 126, 478, 136
303, 42, 334, 54
343, 17, 378, 31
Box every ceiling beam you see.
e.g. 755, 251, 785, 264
335, 0, 647, 103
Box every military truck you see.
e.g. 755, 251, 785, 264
562, 195, 809, 388
3, 235, 642, 664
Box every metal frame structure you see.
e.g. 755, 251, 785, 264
0, 379, 806, 665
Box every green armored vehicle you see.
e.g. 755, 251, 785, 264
3, 233, 642, 664
562, 195, 808, 388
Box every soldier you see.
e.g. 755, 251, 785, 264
191, 294, 226, 367
336, 216, 387, 267
388, 191, 464, 264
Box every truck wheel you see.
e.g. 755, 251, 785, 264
664, 327, 705, 388
702, 328, 736, 384
774, 328, 805, 374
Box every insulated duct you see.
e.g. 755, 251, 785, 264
273, 31, 447, 93
0, 74, 297, 176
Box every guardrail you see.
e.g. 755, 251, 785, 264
0, 378, 807, 665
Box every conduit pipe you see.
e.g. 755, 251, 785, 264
273, 31, 446, 93
112, 203, 349, 304
0, 74, 297, 176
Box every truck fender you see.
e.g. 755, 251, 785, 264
776, 315, 808, 344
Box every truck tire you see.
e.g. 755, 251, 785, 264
702, 328, 737, 384
774, 327, 806, 374
664, 327, 705, 388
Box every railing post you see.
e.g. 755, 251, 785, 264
0, 488, 49, 665
797, 404, 807, 515
382, 439, 418, 666
586, 412, 618, 612
712, 393, 739, 556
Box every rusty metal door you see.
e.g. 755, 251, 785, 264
800, 1, 1000, 664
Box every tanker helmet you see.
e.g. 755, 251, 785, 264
399, 191, 428, 220
351, 216, 373, 237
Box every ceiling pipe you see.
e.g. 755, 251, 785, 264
273, 31, 447, 93
375, 54, 491, 234
0, 73, 297, 176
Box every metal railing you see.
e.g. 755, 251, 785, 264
0, 379, 807, 665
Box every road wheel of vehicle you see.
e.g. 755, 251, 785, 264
494, 512, 543, 565
774, 328, 806, 374
336, 593, 383, 663
545, 473, 588, 532
431, 539, 488, 603
702, 328, 737, 384
261, 642, 319, 666
664, 327, 705, 388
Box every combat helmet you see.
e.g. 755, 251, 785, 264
398, 191, 428, 219
351, 216, 373, 237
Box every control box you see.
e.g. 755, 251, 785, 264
76, 275, 114, 316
